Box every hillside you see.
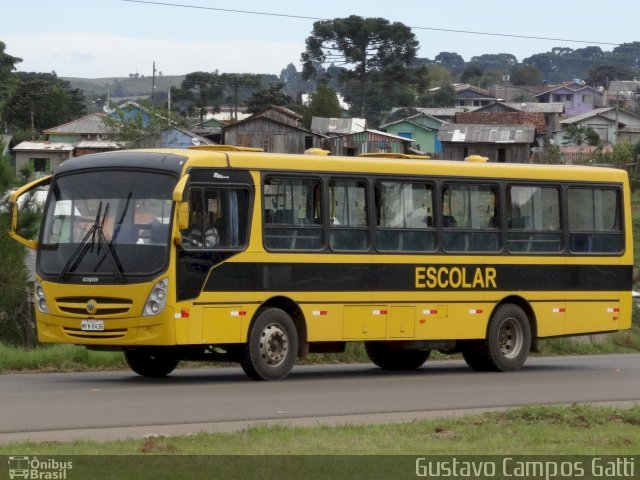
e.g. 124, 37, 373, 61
63, 75, 185, 101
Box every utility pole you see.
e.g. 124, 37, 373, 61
167, 87, 172, 125
615, 90, 620, 145
30, 102, 35, 140
234, 82, 239, 122
151, 61, 156, 105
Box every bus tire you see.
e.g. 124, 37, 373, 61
462, 304, 531, 372
364, 342, 430, 371
241, 308, 298, 381
124, 348, 179, 378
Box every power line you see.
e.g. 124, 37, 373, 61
121, 0, 620, 47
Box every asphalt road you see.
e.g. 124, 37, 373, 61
2, 354, 640, 443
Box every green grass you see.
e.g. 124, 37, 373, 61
1, 404, 638, 455
0, 343, 126, 372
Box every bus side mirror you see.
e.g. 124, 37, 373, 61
8, 175, 52, 250
177, 202, 190, 231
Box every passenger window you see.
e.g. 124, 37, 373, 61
507, 186, 562, 253
441, 183, 500, 252
568, 187, 622, 253
264, 177, 323, 250
375, 181, 435, 252
329, 179, 369, 251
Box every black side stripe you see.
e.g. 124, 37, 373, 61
203, 263, 633, 293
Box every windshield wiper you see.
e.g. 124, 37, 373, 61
58, 202, 125, 283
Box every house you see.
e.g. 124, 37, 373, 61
190, 117, 225, 144
472, 101, 565, 134
535, 82, 603, 117
401, 107, 470, 124
323, 129, 412, 156
13, 141, 75, 178
252, 105, 304, 128
43, 113, 120, 156
310, 117, 366, 136
12, 101, 213, 177
454, 84, 497, 108
223, 109, 325, 153
379, 113, 446, 155
438, 124, 535, 163
554, 107, 640, 146
605, 80, 640, 109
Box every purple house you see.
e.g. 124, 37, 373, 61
535, 82, 603, 117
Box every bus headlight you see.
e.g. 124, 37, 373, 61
143, 278, 168, 316
34, 280, 49, 314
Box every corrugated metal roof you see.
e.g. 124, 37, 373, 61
503, 102, 565, 113
44, 113, 110, 135
559, 108, 614, 125
13, 141, 75, 151
438, 124, 535, 143
411, 107, 470, 117
75, 140, 122, 149
311, 117, 366, 134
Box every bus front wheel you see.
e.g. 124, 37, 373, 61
462, 304, 531, 372
241, 308, 298, 381
124, 348, 179, 378
365, 342, 430, 371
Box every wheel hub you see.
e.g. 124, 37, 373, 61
498, 317, 524, 359
259, 323, 288, 366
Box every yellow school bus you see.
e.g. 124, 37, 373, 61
10, 147, 633, 380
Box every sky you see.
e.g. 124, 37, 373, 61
3, 0, 640, 79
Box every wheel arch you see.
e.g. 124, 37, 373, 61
251, 296, 308, 357
489, 295, 538, 350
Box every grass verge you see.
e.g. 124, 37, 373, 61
0, 343, 126, 372
1, 404, 639, 455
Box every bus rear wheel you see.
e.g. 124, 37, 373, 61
241, 308, 298, 381
124, 348, 179, 378
365, 342, 430, 371
462, 304, 531, 372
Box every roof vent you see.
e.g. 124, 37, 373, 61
464, 155, 489, 163
305, 148, 330, 155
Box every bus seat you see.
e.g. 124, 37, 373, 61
150, 223, 169, 244
114, 225, 139, 244
442, 215, 457, 228
272, 210, 294, 225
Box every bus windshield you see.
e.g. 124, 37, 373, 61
39, 170, 176, 279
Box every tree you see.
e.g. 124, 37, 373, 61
0, 139, 32, 346
301, 16, 418, 80
586, 64, 637, 88
171, 71, 225, 123
102, 105, 167, 148
562, 124, 600, 146
302, 84, 342, 128
434, 52, 465, 76
0, 42, 22, 110
460, 65, 483, 85
2, 72, 86, 136
469, 53, 517, 73
610, 42, 640, 70
510, 65, 544, 86
417, 84, 456, 108
245, 83, 292, 114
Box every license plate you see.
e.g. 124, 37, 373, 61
81, 320, 104, 331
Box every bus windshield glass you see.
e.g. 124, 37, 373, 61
39, 170, 176, 278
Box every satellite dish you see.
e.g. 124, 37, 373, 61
103, 105, 115, 114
